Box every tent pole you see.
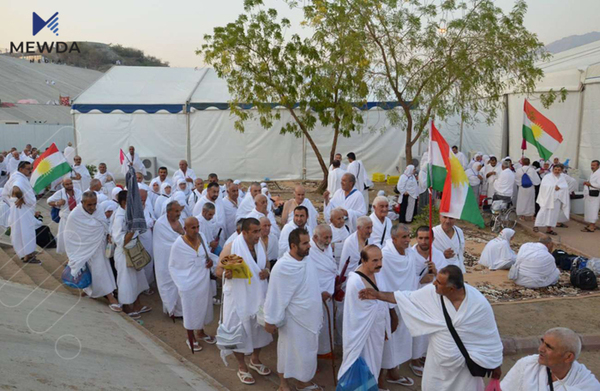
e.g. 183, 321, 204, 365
574, 81, 586, 169
72, 112, 78, 155
186, 104, 191, 167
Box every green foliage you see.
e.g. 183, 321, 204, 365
411, 204, 440, 236
86, 164, 97, 177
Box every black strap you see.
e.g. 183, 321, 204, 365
453, 227, 462, 251
380, 222, 388, 246
440, 295, 473, 366
345, 225, 350, 233
355, 271, 379, 292
547, 367, 555, 391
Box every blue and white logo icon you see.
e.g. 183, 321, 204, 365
33, 12, 59, 36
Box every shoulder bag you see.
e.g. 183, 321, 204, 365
124, 238, 151, 271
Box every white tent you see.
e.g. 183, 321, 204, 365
73, 67, 407, 181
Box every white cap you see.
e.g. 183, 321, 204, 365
233, 180, 241, 185
377, 190, 385, 197
260, 182, 267, 188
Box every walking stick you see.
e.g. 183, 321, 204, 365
323, 300, 337, 386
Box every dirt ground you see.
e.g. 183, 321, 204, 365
132, 180, 599, 390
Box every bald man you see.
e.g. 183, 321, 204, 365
172, 159, 197, 192
48, 178, 82, 254
281, 185, 318, 230
169, 217, 217, 352
120, 145, 146, 176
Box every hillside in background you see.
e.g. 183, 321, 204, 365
42, 42, 169, 72
545, 32, 600, 54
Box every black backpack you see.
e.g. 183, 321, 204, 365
552, 250, 573, 271
570, 268, 598, 290
35, 225, 56, 249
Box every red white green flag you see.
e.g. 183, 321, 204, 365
428, 122, 484, 227
522, 99, 563, 161
30, 143, 72, 194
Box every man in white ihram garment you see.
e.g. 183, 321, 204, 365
63, 142, 76, 165
493, 160, 515, 203
1, 161, 41, 263
501, 327, 600, 391
120, 146, 146, 176
222, 182, 239, 239
432, 213, 466, 272
70, 155, 91, 193
479, 228, 516, 270
87, 179, 108, 204
359, 265, 503, 391
152, 200, 184, 317
483, 156, 501, 198
194, 182, 227, 245
236, 182, 262, 222
246, 193, 281, 239
138, 189, 155, 289
509, 235, 560, 289
169, 217, 216, 352
327, 159, 346, 195
278, 205, 313, 257
309, 225, 337, 359
370, 196, 392, 248
264, 228, 323, 391
329, 208, 350, 266
280, 185, 318, 231
379, 225, 437, 387
94, 163, 115, 187
323, 172, 366, 232
514, 157, 541, 220
346, 152, 370, 209
259, 216, 279, 266
337, 245, 390, 388
47, 178, 82, 254
65, 191, 120, 311
216, 217, 272, 385
172, 159, 196, 192
534, 164, 569, 236
582, 159, 600, 233
328, 153, 347, 171
396, 165, 420, 223
188, 178, 204, 211
451, 146, 469, 169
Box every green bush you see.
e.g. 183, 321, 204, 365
86, 164, 97, 177
410, 204, 440, 236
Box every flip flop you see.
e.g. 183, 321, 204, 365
139, 306, 152, 314
546, 230, 558, 236
409, 362, 424, 377
581, 227, 596, 232
199, 335, 217, 345
237, 370, 255, 385
108, 304, 122, 312
387, 376, 415, 386
143, 289, 155, 296
557, 223, 568, 228
248, 360, 271, 376
295, 383, 322, 391
186, 339, 202, 352
22, 257, 42, 264
127, 312, 141, 320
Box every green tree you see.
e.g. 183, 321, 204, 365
199, 0, 368, 190
336, 0, 552, 163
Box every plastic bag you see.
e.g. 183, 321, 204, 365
336, 356, 378, 391
485, 379, 502, 391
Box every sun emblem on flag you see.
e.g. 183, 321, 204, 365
37, 159, 52, 175
449, 155, 468, 187
531, 122, 544, 140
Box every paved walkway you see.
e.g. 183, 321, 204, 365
0, 280, 224, 391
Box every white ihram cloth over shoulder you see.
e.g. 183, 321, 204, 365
168, 234, 214, 330
396, 165, 420, 201
264, 252, 323, 382
246, 207, 281, 238
47, 187, 82, 254
278, 221, 313, 257
393, 284, 503, 391
324, 188, 366, 232
369, 213, 392, 248
188, 189, 203, 211
535, 173, 570, 228
285, 198, 319, 231
338, 272, 391, 380
494, 168, 515, 197
236, 192, 256, 222
479, 229, 516, 270
509, 242, 559, 288
221, 196, 238, 239
262, 232, 279, 261
112, 207, 149, 305
432, 225, 465, 273
152, 214, 183, 317
172, 168, 196, 191
64, 204, 116, 298
120, 152, 146, 176
220, 234, 272, 360
327, 167, 346, 195
309, 239, 337, 354
71, 163, 91, 193
515, 166, 541, 217
584, 169, 600, 224
501, 354, 600, 391
379, 241, 420, 368
330, 224, 350, 265
1, 172, 40, 258
484, 164, 501, 197
347, 160, 370, 206
140, 202, 155, 285
412, 244, 448, 282
196, 213, 218, 244
193, 195, 226, 240
339, 232, 373, 278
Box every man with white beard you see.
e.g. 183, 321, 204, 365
120, 146, 146, 176
264, 228, 323, 391
327, 159, 346, 195
432, 214, 466, 273
172, 159, 196, 192
370, 196, 392, 248
309, 225, 337, 358
139, 189, 155, 290
236, 182, 262, 222
153, 200, 184, 318
378, 225, 436, 387
278, 206, 313, 257
514, 157, 541, 220
169, 217, 216, 352
281, 185, 318, 230
47, 178, 81, 254
193, 182, 226, 245
216, 218, 272, 385
70, 155, 91, 193
359, 265, 503, 391
222, 182, 239, 239
534, 164, 570, 236
330, 208, 351, 266
65, 191, 119, 311
346, 152, 370, 209
582, 159, 600, 233
323, 173, 367, 232
1, 161, 41, 263
188, 178, 204, 211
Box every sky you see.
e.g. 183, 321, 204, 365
1, 0, 599, 68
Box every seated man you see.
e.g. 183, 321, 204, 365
501, 327, 599, 390
509, 236, 560, 288
479, 228, 516, 270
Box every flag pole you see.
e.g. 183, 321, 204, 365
428, 120, 433, 265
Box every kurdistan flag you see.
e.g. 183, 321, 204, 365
428, 122, 484, 227
522, 99, 563, 161
31, 143, 72, 194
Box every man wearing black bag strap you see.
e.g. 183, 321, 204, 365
358, 265, 503, 390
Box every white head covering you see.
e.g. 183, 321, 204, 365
499, 228, 515, 242
261, 187, 269, 196
260, 182, 267, 188
403, 164, 415, 177
111, 187, 121, 202
175, 178, 190, 196
233, 180, 241, 185
100, 200, 118, 215
160, 182, 172, 197
377, 190, 385, 197
473, 162, 482, 172
483, 155, 490, 165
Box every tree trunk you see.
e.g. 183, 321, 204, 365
404, 115, 414, 166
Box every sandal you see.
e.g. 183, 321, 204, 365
557, 223, 568, 228
546, 230, 557, 236
237, 370, 255, 385
199, 335, 217, 345
409, 362, 424, 377
387, 376, 415, 387
582, 227, 596, 232
295, 383, 322, 391
139, 306, 152, 314
186, 339, 202, 352
109, 304, 122, 312
248, 360, 271, 376
127, 312, 141, 320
